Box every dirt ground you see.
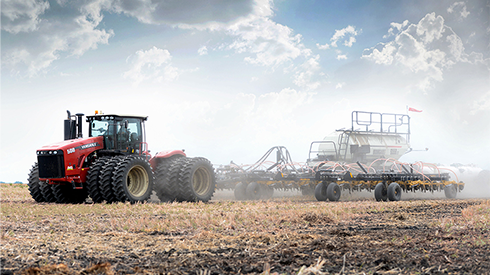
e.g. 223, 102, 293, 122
1, 187, 489, 274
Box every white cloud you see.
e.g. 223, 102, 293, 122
330, 25, 359, 48
362, 12, 485, 92
198, 45, 208, 55
316, 43, 330, 50
123, 46, 180, 85
1, 0, 50, 34
335, 82, 345, 89
293, 55, 321, 90
110, 0, 257, 28
336, 54, 347, 60
227, 16, 311, 67
2, 0, 114, 76
447, 2, 470, 19
317, 25, 360, 50
471, 90, 490, 115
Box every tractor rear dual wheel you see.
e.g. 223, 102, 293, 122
155, 157, 216, 202
155, 156, 185, 202
177, 157, 216, 202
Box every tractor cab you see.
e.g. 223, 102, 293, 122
86, 114, 148, 156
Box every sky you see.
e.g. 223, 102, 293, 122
1, 0, 489, 183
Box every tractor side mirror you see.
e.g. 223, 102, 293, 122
124, 120, 129, 129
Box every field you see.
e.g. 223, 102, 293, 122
1, 184, 489, 274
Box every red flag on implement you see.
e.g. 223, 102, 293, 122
408, 107, 422, 112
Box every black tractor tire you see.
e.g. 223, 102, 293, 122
314, 182, 328, 201
28, 163, 45, 202
99, 156, 123, 203
246, 182, 262, 200
327, 182, 341, 201
374, 182, 388, 201
165, 157, 190, 202
444, 184, 457, 199
113, 155, 154, 203
154, 155, 184, 202
52, 184, 88, 204
86, 157, 109, 203
234, 182, 248, 200
387, 182, 402, 201
40, 181, 57, 203
176, 157, 216, 202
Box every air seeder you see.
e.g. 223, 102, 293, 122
28, 111, 216, 203
217, 111, 465, 201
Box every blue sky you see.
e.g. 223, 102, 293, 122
1, 0, 489, 182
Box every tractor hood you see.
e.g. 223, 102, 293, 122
37, 136, 104, 156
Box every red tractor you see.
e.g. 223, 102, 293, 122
27, 111, 216, 203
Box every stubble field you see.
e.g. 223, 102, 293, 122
1, 184, 489, 274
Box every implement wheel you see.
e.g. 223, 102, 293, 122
113, 155, 154, 203
387, 182, 402, 201
246, 182, 262, 200
327, 182, 341, 201
374, 182, 388, 201
234, 182, 247, 200
444, 184, 457, 199
314, 182, 328, 201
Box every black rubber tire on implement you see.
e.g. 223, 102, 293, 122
28, 163, 45, 202
86, 157, 109, 203
246, 182, 262, 200
261, 185, 274, 199
52, 184, 88, 204
113, 155, 154, 203
387, 182, 402, 201
327, 182, 341, 201
177, 157, 216, 202
314, 182, 328, 201
234, 182, 248, 200
99, 156, 123, 203
444, 184, 457, 199
155, 155, 184, 202
374, 182, 388, 201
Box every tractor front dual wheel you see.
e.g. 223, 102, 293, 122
112, 155, 154, 203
